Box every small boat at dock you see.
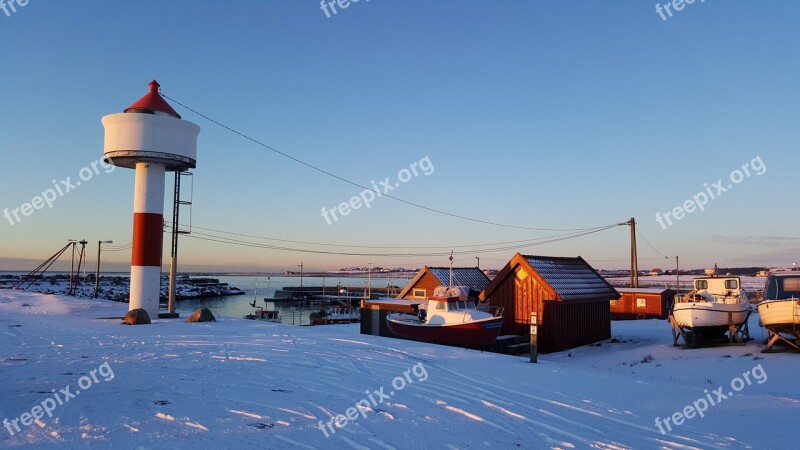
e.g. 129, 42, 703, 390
244, 306, 281, 322
243, 278, 281, 323
309, 306, 360, 325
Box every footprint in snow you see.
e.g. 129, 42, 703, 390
248, 422, 275, 429
153, 400, 172, 405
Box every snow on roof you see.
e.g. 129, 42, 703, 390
427, 267, 489, 292
523, 255, 620, 301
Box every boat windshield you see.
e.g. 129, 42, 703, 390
445, 300, 472, 310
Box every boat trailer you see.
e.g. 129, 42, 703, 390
668, 309, 752, 348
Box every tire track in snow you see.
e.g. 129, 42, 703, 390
434, 364, 747, 449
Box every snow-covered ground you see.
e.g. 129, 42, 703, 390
0, 290, 796, 449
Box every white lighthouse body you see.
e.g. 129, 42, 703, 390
102, 81, 200, 319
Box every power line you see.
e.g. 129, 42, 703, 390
176, 223, 621, 258
161, 92, 605, 232
636, 229, 667, 258
166, 222, 622, 250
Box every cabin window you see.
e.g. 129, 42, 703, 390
724, 279, 738, 289
412, 289, 426, 298
783, 278, 800, 292
435, 302, 446, 310
610, 299, 618, 307
636, 298, 647, 308
695, 280, 708, 290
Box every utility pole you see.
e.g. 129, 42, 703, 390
475, 256, 480, 270
68, 239, 77, 294
69, 240, 88, 296
94, 240, 113, 298
367, 263, 372, 299
629, 218, 639, 288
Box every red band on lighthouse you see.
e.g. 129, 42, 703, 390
132, 213, 163, 267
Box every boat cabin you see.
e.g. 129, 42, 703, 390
763, 273, 800, 300
679, 276, 748, 304
421, 286, 486, 325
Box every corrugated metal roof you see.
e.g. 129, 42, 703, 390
428, 267, 489, 292
522, 255, 620, 301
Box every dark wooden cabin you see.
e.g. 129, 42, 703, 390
611, 287, 675, 320
479, 253, 620, 353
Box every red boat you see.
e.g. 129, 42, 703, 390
386, 286, 503, 348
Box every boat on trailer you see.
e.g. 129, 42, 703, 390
386, 286, 503, 348
670, 276, 751, 346
758, 272, 800, 351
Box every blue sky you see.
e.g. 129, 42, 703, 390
1, 1, 798, 272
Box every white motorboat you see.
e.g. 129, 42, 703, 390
386, 286, 504, 348
757, 273, 800, 350
672, 276, 751, 340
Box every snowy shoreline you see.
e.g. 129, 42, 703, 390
0, 275, 244, 303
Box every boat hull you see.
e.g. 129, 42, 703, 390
758, 299, 800, 332
672, 302, 750, 329
386, 314, 503, 348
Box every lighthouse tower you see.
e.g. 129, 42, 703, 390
102, 81, 200, 318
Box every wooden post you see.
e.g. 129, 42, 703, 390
530, 312, 538, 363
630, 217, 638, 288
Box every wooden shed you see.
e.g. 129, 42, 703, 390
611, 287, 675, 320
360, 298, 421, 338
479, 253, 620, 353
397, 266, 489, 302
